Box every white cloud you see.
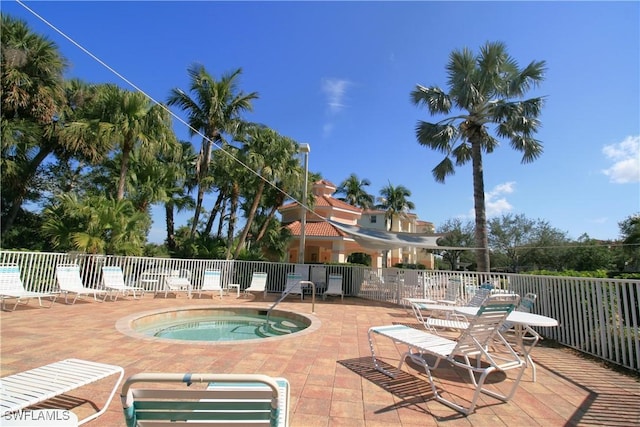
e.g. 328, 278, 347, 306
464, 181, 516, 219
321, 78, 350, 114
485, 182, 515, 218
602, 135, 640, 183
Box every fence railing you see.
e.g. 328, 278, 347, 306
1, 250, 638, 373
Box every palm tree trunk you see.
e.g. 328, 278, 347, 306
471, 140, 490, 272
2, 145, 52, 235
233, 182, 265, 258
165, 202, 176, 252
226, 183, 239, 259
117, 137, 134, 200
191, 139, 213, 237
255, 207, 277, 243
203, 192, 225, 236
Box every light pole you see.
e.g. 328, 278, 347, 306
298, 143, 310, 264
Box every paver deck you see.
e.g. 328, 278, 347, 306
1, 292, 638, 426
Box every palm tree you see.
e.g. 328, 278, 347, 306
411, 41, 546, 271
167, 65, 258, 238
376, 182, 415, 268
92, 85, 176, 200
159, 141, 196, 253
233, 127, 300, 258
1, 14, 67, 235
336, 173, 374, 209
376, 182, 415, 232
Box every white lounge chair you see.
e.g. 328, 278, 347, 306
121, 373, 290, 427
0, 264, 58, 311
323, 274, 344, 301
244, 272, 268, 298
162, 269, 192, 298
369, 294, 525, 415
411, 301, 470, 334
411, 288, 493, 334
282, 273, 304, 300
56, 264, 109, 304
1, 358, 124, 425
101, 266, 145, 301
199, 269, 224, 299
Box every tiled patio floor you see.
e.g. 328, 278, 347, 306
1, 292, 638, 426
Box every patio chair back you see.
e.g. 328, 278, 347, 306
323, 274, 344, 301
121, 373, 290, 427
454, 294, 520, 357
56, 264, 87, 292
102, 266, 126, 289
200, 269, 223, 298
438, 278, 462, 305
519, 293, 537, 312
283, 273, 303, 299
465, 287, 491, 307
244, 272, 268, 298
0, 264, 25, 294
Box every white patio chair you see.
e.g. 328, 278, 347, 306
282, 273, 304, 300
323, 274, 344, 301
162, 269, 192, 298
437, 277, 463, 305
56, 264, 109, 304
101, 266, 144, 301
369, 294, 525, 415
199, 269, 224, 299
244, 272, 268, 298
411, 288, 493, 334
0, 264, 58, 311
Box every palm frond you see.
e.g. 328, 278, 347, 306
415, 121, 457, 152
509, 135, 543, 163
432, 157, 456, 183
410, 85, 451, 114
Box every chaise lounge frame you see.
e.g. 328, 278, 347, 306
0, 358, 124, 425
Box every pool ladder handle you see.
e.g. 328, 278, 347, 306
298, 281, 316, 314
266, 280, 316, 320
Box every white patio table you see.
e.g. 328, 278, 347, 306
455, 306, 558, 381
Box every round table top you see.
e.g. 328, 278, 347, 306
455, 306, 558, 327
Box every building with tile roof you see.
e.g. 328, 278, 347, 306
278, 180, 436, 268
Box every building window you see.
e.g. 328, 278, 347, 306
370, 215, 377, 224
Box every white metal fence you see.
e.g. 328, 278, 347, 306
1, 250, 638, 372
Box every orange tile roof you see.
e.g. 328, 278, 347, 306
285, 220, 348, 237
315, 195, 362, 212
280, 195, 361, 213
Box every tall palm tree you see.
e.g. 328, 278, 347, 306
233, 127, 300, 258
167, 65, 258, 238
376, 182, 415, 232
411, 41, 546, 271
1, 14, 67, 235
92, 85, 176, 200
336, 173, 374, 209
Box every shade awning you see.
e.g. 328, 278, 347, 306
327, 220, 473, 251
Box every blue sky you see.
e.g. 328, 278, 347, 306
4, 1, 639, 244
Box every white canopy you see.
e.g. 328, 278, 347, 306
328, 220, 473, 251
